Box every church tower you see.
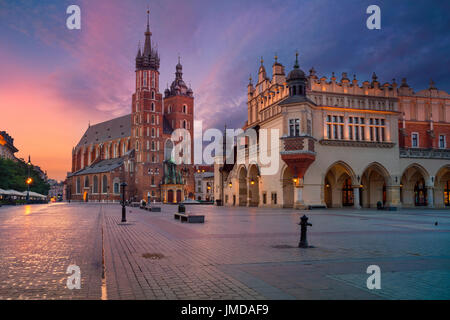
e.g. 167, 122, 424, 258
163, 58, 195, 198
131, 10, 165, 202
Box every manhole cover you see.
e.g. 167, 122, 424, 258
142, 253, 164, 260
272, 245, 296, 249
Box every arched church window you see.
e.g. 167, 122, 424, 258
183, 105, 187, 113
76, 177, 81, 194
165, 139, 174, 161
84, 176, 89, 188
93, 176, 99, 193
102, 175, 108, 193
151, 115, 155, 124
151, 91, 155, 100
151, 102, 155, 112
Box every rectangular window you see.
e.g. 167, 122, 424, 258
439, 135, 446, 149
349, 126, 353, 140
289, 119, 300, 137
326, 114, 344, 140
271, 192, 277, 205
412, 133, 419, 148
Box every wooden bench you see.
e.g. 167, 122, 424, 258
174, 212, 204, 223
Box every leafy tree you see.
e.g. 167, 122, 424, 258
0, 158, 50, 195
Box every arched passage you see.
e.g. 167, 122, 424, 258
400, 164, 430, 207
361, 163, 390, 208
434, 165, 450, 208
238, 166, 248, 206
324, 161, 357, 208
282, 166, 294, 208
248, 164, 259, 207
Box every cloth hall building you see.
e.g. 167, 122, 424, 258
66, 14, 195, 203
214, 54, 450, 209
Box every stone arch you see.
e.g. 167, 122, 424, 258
238, 165, 248, 206
324, 161, 357, 208
361, 162, 390, 208
400, 163, 431, 207
434, 165, 450, 208
248, 164, 259, 207
281, 165, 294, 208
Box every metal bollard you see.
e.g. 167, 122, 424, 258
298, 215, 312, 248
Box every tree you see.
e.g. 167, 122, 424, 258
0, 158, 50, 195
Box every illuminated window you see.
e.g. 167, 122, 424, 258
348, 117, 365, 141
326, 115, 344, 139
369, 118, 386, 142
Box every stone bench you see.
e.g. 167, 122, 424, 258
174, 212, 204, 223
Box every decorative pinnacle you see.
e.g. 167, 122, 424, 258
274, 53, 278, 63
294, 51, 299, 68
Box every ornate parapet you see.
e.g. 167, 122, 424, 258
319, 139, 395, 148
399, 148, 450, 159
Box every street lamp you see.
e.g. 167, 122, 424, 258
120, 182, 128, 222
26, 156, 31, 203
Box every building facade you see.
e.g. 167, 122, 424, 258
66, 13, 195, 203
0, 131, 18, 161
194, 165, 214, 201
215, 54, 450, 209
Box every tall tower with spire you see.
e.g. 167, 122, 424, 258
131, 10, 165, 201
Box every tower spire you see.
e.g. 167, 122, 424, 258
143, 9, 152, 56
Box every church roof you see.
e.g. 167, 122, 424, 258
68, 157, 125, 177
76, 114, 131, 148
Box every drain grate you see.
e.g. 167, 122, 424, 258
142, 253, 164, 260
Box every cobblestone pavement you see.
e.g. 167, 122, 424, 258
0, 203, 102, 299
1, 203, 449, 299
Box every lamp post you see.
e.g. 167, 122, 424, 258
26, 156, 31, 203
120, 182, 128, 222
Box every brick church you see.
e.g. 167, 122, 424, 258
66, 12, 195, 203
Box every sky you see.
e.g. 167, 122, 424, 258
0, 0, 449, 181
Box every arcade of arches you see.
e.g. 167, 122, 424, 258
229, 162, 450, 209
